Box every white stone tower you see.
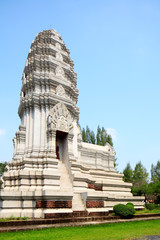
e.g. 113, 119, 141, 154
16, 29, 79, 166
0, 30, 144, 219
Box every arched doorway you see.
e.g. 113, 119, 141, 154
56, 130, 68, 163
47, 102, 74, 161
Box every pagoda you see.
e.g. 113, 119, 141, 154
0, 30, 144, 218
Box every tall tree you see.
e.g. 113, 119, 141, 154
82, 126, 96, 144
96, 125, 101, 145
146, 181, 160, 203
114, 156, 118, 171
123, 163, 133, 183
132, 182, 148, 197
82, 125, 113, 146
0, 162, 8, 188
151, 161, 160, 183
90, 130, 96, 144
96, 126, 113, 146
100, 127, 107, 146
131, 161, 149, 197
106, 135, 113, 147
82, 128, 87, 142
0, 162, 8, 177
133, 161, 148, 184
86, 125, 91, 143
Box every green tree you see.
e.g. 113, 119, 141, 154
114, 157, 118, 171
100, 127, 107, 146
131, 161, 149, 197
82, 128, 87, 142
132, 182, 148, 197
0, 162, 8, 188
106, 135, 113, 147
82, 126, 96, 144
123, 163, 133, 183
153, 181, 160, 203
143, 181, 160, 203
86, 125, 91, 143
90, 130, 96, 144
133, 161, 149, 184
151, 161, 160, 183
0, 162, 8, 177
96, 126, 113, 146
82, 125, 113, 146
96, 125, 101, 145
148, 161, 160, 203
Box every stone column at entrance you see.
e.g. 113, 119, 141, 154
47, 129, 57, 158
68, 133, 75, 160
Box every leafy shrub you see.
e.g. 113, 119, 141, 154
113, 204, 124, 215
154, 204, 160, 209
146, 203, 155, 210
8, 215, 15, 220
126, 202, 134, 208
22, 216, 28, 220
113, 204, 136, 218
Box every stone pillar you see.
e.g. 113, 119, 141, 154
25, 107, 29, 152
48, 129, 56, 158
45, 106, 50, 151
40, 104, 45, 154
23, 108, 26, 126
28, 106, 33, 153
68, 133, 74, 160
32, 104, 41, 154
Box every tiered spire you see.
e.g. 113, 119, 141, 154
19, 29, 79, 120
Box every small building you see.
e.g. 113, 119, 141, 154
0, 30, 144, 218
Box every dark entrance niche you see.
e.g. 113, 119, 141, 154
56, 130, 68, 162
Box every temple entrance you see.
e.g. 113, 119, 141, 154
56, 130, 68, 162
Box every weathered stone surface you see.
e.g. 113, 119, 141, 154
86, 201, 104, 208
36, 201, 72, 208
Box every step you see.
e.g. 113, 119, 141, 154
58, 162, 73, 191
44, 210, 109, 219
1, 213, 160, 228
72, 193, 85, 211
0, 215, 119, 228
1, 214, 160, 232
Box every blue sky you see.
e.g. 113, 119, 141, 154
0, 0, 160, 175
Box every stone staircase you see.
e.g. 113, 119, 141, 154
58, 162, 86, 212
72, 193, 85, 211
1, 213, 160, 232
58, 161, 73, 192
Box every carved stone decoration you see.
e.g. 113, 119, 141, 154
56, 52, 63, 61
47, 103, 73, 133
56, 85, 65, 97
55, 66, 64, 77
55, 42, 61, 49
54, 34, 59, 40
56, 116, 68, 132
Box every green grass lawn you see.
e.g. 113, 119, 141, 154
135, 208, 160, 214
1, 220, 160, 240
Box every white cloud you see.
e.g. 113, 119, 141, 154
0, 129, 6, 137
106, 128, 118, 141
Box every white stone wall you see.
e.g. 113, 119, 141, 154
77, 142, 115, 171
